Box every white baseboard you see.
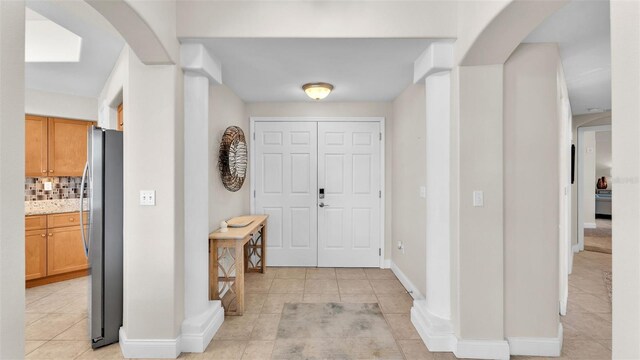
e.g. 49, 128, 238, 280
391, 261, 424, 300
572, 243, 580, 253
583, 222, 597, 229
382, 259, 391, 269
455, 339, 510, 360
119, 328, 181, 359
410, 300, 456, 352
120, 301, 225, 359
181, 301, 224, 353
507, 323, 563, 357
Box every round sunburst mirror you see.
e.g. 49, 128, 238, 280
218, 126, 247, 192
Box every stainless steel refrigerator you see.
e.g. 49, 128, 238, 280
80, 126, 123, 349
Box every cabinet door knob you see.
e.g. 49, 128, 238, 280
48, 233, 53, 236
41, 170, 46, 173
69, 217, 74, 221
41, 234, 45, 237
48, 170, 54, 173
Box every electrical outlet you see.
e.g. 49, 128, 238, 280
140, 190, 156, 206
44, 182, 53, 191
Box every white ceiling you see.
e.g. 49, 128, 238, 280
524, 0, 610, 116
182, 38, 435, 102
25, 0, 124, 98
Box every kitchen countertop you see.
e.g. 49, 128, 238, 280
25, 199, 89, 216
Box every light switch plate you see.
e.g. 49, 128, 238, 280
140, 190, 156, 206
473, 190, 484, 207
419, 186, 426, 198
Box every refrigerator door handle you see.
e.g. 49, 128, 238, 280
80, 161, 89, 257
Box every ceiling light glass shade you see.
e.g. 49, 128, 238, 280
303, 82, 334, 100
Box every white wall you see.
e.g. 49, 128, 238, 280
209, 85, 249, 231
391, 84, 426, 296
118, 46, 185, 344
98, 46, 129, 130
503, 43, 560, 339
246, 101, 394, 263
582, 131, 596, 227
25, 89, 98, 121
177, 1, 456, 39
454, 64, 505, 340
0, 1, 25, 358
611, 1, 640, 357
595, 130, 612, 186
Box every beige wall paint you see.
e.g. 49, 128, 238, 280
0, 1, 25, 358
455, 64, 505, 339
246, 101, 394, 262
582, 131, 597, 227
122, 48, 185, 339
209, 85, 250, 231
25, 89, 98, 121
177, 1, 456, 39
391, 83, 426, 296
611, 1, 640, 357
503, 44, 560, 338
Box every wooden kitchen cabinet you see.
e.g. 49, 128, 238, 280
25, 115, 48, 177
25, 115, 95, 177
117, 102, 123, 131
47, 225, 89, 276
25, 229, 47, 280
25, 213, 89, 286
48, 118, 93, 177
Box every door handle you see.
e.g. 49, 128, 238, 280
319, 203, 329, 208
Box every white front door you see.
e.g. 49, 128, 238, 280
254, 122, 318, 266
317, 122, 381, 267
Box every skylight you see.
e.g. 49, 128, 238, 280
25, 8, 82, 63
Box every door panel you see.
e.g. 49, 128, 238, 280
318, 122, 381, 267
255, 122, 318, 266
25, 115, 48, 177
47, 226, 89, 276
48, 118, 93, 176
25, 229, 47, 280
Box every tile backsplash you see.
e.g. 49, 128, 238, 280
25, 177, 87, 201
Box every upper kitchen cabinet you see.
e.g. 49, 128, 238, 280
25, 115, 96, 177
48, 118, 93, 176
25, 115, 48, 177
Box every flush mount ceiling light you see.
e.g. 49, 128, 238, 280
302, 82, 334, 100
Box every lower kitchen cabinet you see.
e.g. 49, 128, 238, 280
47, 226, 89, 276
25, 229, 47, 280
25, 213, 89, 286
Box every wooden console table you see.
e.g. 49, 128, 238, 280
209, 215, 267, 315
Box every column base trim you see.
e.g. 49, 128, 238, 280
455, 339, 510, 360
181, 300, 225, 353
119, 328, 180, 359
507, 323, 563, 357
410, 300, 456, 352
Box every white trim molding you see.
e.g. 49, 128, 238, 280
411, 300, 456, 352
119, 328, 181, 359
383, 259, 391, 269
455, 339, 510, 360
507, 323, 563, 357
391, 261, 423, 300
180, 301, 225, 353
583, 222, 597, 229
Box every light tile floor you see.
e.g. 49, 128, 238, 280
24, 253, 611, 359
